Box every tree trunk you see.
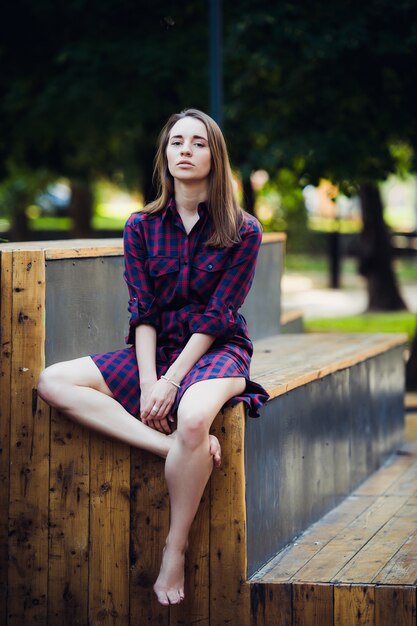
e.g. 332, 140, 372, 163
242, 174, 255, 216
70, 180, 93, 238
407, 322, 417, 390
358, 182, 406, 311
10, 206, 31, 242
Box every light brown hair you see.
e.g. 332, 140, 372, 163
143, 108, 244, 247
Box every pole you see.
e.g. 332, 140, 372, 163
209, 0, 223, 127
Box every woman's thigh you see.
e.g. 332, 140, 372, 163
177, 376, 246, 429
42, 356, 114, 398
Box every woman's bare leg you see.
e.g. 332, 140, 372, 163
37, 357, 172, 457
38, 357, 222, 461
153, 376, 246, 606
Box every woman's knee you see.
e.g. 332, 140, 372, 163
176, 407, 213, 450
38, 357, 112, 407
37, 363, 67, 405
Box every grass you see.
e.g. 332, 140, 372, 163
305, 311, 417, 342
28, 215, 127, 231
30, 216, 73, 231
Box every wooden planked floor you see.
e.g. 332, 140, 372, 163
250, 404, 417, 625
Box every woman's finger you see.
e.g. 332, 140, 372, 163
158, 416, 172, 434
159, 396, 176, 419
149, 401, 166, 422
143, 399, 162, 422
147, 418, 159, 431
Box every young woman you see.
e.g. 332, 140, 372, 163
37, 108, 269, 606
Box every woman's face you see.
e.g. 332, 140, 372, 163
166, 116, 211, 184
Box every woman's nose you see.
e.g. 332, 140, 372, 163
180, 143, 192, 155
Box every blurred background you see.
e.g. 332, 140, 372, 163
1, 0, 417, 384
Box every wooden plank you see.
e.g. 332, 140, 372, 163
335, 503, 417, 584
89, 435, 130, 625
405, 413, 417, 443
0, 238, 123, 258
384, 462, 417, 497
354, 455, 415, 497
281, 308, 304, 326
129, 448, 170, 625
334, 585, 375, 626
252, 496, 376, 584
0, 251, 12, 621
170, 482, 210, 625
48, 409, 90, 626
375, 526, 417, 585
293, 583, 333, 626
7, 250, 50, 625
374, 586, 416, 626
46, 244, 122, 259
405, 392, 417, 410
295, 496, 408, 584
261, 544, 324, 585
261, 232, 286, 244
250, 583, 292, 626
210, 403, 249, 626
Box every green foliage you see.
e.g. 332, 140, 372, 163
390, 143, 415, 179
224, 0, 417, 188
0, 1, 209, 187
257, 169, 309, 251
0, 169, 52, 219
1, 0, 417, 230
306, 312, 416, 343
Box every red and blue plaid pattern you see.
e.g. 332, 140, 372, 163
91, 198, 269, 418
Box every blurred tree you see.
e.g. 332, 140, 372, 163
0, 0, 208, 238
224, 0, 417, 310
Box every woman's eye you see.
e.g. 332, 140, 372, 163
195, 142, 205, 148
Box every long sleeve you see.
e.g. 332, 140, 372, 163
123, 214, 159, 344
189, 218, 263, 339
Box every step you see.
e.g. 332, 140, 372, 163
280, 307, 304, 333
249, 439, 417, 626
245, 333, 406, 576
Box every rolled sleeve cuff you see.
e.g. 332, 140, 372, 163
125, 294, 159, 344
189, 298, 238, 339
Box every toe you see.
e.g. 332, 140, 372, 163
167, 589, 182, 604
154, 588, 170, 606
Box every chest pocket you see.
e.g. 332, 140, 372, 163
148, 256, 180, 303
190, 251, 230, 296
148, 256, 180, 277
191, 251, 230, 273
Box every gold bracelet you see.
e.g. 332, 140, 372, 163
160, 374, 181, 389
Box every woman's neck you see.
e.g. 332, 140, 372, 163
174, 180, 208, 215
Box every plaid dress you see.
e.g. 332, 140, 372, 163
91, 198, 269, 418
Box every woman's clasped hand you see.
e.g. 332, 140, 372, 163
140, 377, 178, 433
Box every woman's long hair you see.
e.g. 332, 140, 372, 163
143, 108, 243, 247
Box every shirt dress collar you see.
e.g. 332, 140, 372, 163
162, 196, 209, 223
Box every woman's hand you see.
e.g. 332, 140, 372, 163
140, 378, 177, 433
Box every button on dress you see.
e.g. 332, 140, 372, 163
90, 198, 269, 417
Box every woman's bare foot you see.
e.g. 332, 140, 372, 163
167, 431, 221, 467
153, 544, 186, 606
209, 434, 221, 467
